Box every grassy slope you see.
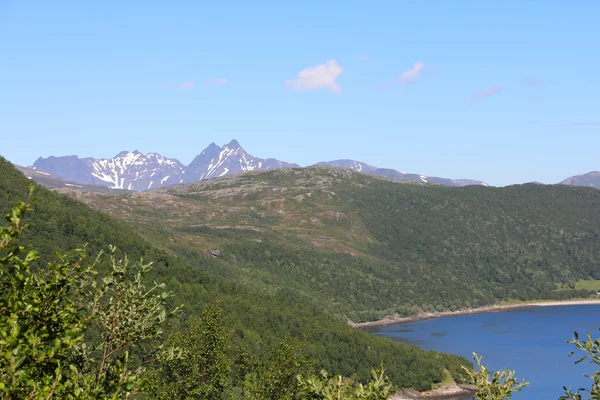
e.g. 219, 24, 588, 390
0, 158, 470, 390
56, 166, 600, 323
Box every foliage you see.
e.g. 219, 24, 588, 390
0, 193, 180, 399
298, 368, 393, 400
463, 353, 529, 400
560, 331, 600, 399
148, 306, 393, 400
147, 303, 232, 399
0, 195, 88, 398
239, 338, 307, 399
73, 247, 182, 398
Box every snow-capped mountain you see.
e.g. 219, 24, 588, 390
186, 140, 299, 181
33, 151, 185, 191
14, 165, 129, 193
32, 140, 299, 191
31, 140, 488, 192
317, 160, 487, 186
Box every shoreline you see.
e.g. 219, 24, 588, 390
350, 298, 600, 328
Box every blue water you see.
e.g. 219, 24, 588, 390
366, 305, 600, 400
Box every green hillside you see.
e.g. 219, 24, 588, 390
0, 157, 471, 391
56, 166, 600, 323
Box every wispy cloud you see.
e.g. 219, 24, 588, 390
544, 122, 600, 128
285, 60, 343, 94
206, 78, 228, 87
398, 61, 425, 85
470, 85, 502, 102
379, 62, 430, 89
356, 55, 372, 61
160, 83, 172, 90
180, 81, 196, 89
523, 77, 544, 88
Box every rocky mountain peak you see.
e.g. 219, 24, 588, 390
224, 139, 242, 149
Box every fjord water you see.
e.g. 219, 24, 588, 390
366, 305, 600, 400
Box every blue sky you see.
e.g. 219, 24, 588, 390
1, 1, 598, 186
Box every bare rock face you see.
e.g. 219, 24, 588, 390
206, 249, 221, 258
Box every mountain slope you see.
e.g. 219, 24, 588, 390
560, 171, 600, 189
317, 159, 487, 186
316, 159, 380, 173
61, 166, 599, 324
15, 165, 130, 193
0, 157, 471, 390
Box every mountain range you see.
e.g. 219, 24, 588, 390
28, 139, 487, 191
23, 139, 600, 191
31, 140, 298, 191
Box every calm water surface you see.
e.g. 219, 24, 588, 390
366, 305, 600, 400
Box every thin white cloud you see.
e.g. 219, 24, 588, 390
523, 77, 544, 88
398, 62, 425, 84
206, 78, 228, 87
470, 85, 502, 102
180, 81, 195, 89
285, 60, 343, 94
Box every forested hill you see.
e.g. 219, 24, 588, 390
0, 157, 472, 391
54, 166, 600, 323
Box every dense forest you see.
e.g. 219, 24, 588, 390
0, 157, 472, 393
59, 166, 600, 323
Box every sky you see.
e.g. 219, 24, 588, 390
1, 1, 599, 187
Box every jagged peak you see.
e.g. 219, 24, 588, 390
115, 150, 141, 158
224, 139, 242, 149
199, 142, 222, 156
